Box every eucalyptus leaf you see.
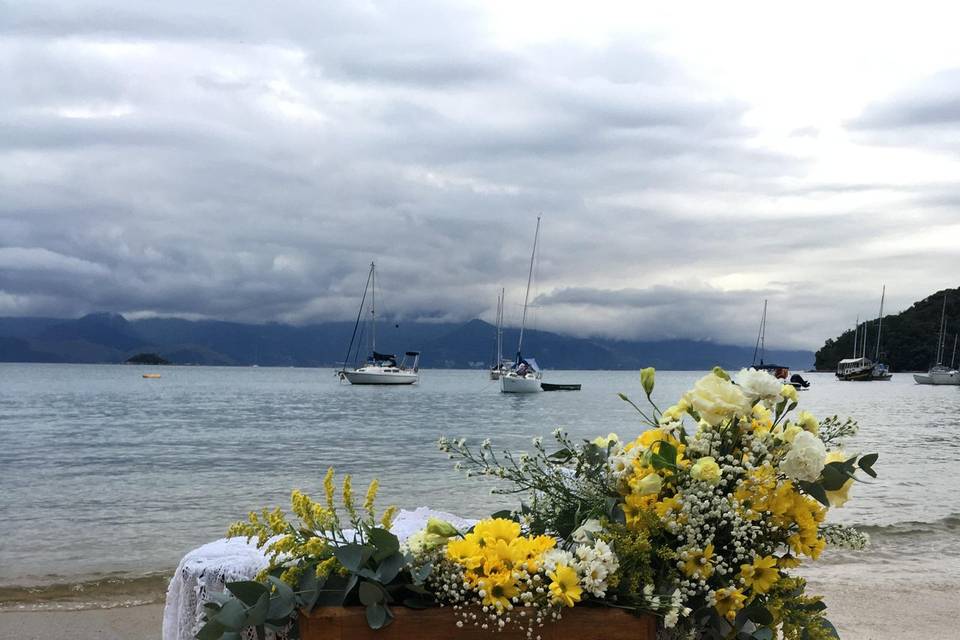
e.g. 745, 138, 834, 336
743, 604, 773, 625
225, 581, 269, 607
377, 552, 406, 584
820, 464, 849, 491
333, 543, 366, 571
267, 576, 294, 602
297, 568, 320, 609
798, 480, 830, 507
196, 620, 227, 640
366, 603, 389, 629
342, 574, 359, 605
246, 592, 270, 627
753, 629, 774, 640
213, 598, 248, 631
368, 528, 400, 562
359, 581, 385, 606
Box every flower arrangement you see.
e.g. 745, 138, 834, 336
200, 367, 877, 640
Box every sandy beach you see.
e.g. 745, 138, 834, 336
0, 604, 163, 640
0, 583, 954, 640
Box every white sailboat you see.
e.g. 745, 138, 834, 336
338, 262, 420, 385
914, 296, 960, 385
489, 288, 512, 380
500, 217, 543, 394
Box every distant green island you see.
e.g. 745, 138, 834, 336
815, 286, 960, 371
125, 352, 171, 365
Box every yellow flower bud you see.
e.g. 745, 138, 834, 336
640, 367, 656, 396
781, 384, 798, 402
635, 473, 663, 496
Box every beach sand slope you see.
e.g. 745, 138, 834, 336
0, 603, 162, 640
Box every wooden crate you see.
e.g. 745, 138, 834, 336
299, 605, 656, 640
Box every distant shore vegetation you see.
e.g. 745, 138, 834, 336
125, 352, 171, 365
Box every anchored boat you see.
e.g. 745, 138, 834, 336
501, 217, 543, 394
837, 286, 892, 381
914, 296, 959, 385
750, 300, 809, 389
337, 262, 420, 386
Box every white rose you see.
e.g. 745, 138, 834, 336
572, 519, 604, 544
780, 431, 827, 482
734, 368, 784, 404
684, 373, 752, 426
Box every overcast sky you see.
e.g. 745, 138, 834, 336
2, 1, 959, 349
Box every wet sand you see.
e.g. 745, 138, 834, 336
810, 581, 956, 640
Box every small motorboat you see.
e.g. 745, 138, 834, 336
789, 373, 810, 389
540, 383, 581, 391
142, 373, 161, 379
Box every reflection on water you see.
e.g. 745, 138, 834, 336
1, 364, 958, 602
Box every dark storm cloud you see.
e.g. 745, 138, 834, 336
2, 1, 956, 349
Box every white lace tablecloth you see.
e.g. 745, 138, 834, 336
162, 508, 475, 640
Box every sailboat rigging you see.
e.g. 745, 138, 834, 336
489, 288, 511, 380
337, 262, 420, 385
500, 217, 544, 393
749, 300, 809, 389
836, 286, 892, 381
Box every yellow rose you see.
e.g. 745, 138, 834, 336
690, 456, 722, 485
781, 384, 797, 402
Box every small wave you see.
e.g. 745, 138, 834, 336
858, 512, 960, 539
0, 572, 170, 611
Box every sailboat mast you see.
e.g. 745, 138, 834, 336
874, 285, 885, 361
370, 262, 376, 354
951, 334, 958, 369
341, 264, 374, 373
753, 300, 767, 366
864, 321, 869, 359
853, 315, 859, 358
497, 288, 504, 365
516, 216, 541, 361
937, 296, 947, 365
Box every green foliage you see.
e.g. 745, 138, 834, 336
814, 286, 960, 371
196, 471, 426, 640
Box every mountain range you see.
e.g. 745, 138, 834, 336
0, 313, 814, 370
814, 286, 960, 371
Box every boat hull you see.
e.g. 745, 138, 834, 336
500, 374, 542, 393
914, 371, 960, 385
340, 370, 418, 385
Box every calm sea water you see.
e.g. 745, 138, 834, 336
1, 364, 958, 608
